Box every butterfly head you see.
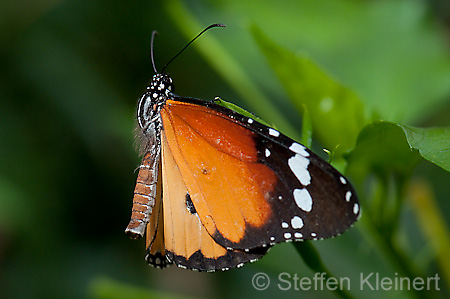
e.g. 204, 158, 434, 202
148, 73, 174, 96
137, 24, 225, 133
137, 73, 174, 132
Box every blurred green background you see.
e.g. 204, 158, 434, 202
1, 0, 450, 298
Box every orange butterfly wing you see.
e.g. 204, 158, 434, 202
160, 98, 359, 251
161, 101, 279, 246
158, 131, 266, 271
144, 175, 167, 268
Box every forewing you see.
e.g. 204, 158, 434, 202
161, 97, 360, 250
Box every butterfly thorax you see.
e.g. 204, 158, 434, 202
137, 73, 174, 134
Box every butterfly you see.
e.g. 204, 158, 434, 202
125, 24, 360, 272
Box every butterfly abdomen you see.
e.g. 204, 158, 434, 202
125, 152, 160, 239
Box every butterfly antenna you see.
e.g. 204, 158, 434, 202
161, 23, 225, 73
150, 30, 159, 73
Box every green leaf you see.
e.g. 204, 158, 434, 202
346, 121, 422, 186
214, 97, 272, 127
251, 25, 369, 156
347, 121, 450, 182
400, 125, 450, 172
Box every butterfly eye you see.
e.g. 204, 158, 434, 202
163, 79, 174, 94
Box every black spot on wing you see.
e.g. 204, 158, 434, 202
185, 192, 197, 214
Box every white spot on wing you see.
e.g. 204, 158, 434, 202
289, 142, 310, 157
340, 176, 347, 184
269, 128, 280, 137
248, 118, 254, 124
284, 232, 292, 239
311, 232, 317, 237
345, 191, 352, 202
281, 222, 289, 228
265, 148, 271, 157
288, 154, 311, 186
291, 216, 304, 229
353, 203, 359, 215
294, 232, 303, 238
293, 188, 313, 212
